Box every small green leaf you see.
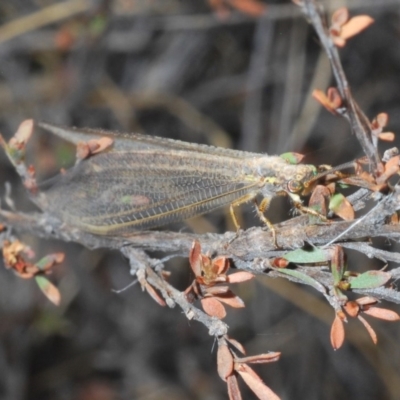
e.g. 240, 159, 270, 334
273, 268, 326, 293
348, 270, 391, 289
35, 276, 61, 305
280, 152, 304, 165
283, 247, 327, 264
329, 193, 345, 211
35, 253, 64, 271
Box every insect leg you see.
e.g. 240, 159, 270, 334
293, 201, 329, 221
229, 193, 258, 231
254, 197, 278, 247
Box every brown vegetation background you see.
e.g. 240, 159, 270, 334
1, 0, 400, 399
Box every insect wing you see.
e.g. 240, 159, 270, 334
43, 150, 260, 235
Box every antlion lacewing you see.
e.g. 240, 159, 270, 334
38, 122, 318, 236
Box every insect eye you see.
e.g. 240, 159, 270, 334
287, 180, 303, 193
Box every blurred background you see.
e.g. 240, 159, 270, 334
1, 0, 400, 399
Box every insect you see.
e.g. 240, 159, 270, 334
37, 122, 328, 241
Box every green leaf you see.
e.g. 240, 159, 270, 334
283, 247, 328, 264
35, 276, 61, 305
273, 268, 326, 293
35, 253, 64, 271
279, 152, 303, 165
348, 270, 391, 289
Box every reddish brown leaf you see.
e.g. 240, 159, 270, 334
343, 301, 359, 318
238, 352, 281, 364
331, 7, 349, 28
236, 364, 280, 400
189, 241, 202, 277
363, 307, 400, 321
358, 315, 377, 344
390, 212, 399, 224
228, 0, 266, 17
145, 283, 166, 307
374, 112, 389, 129
216, 293, 245, 308
206, 285, 230, 295
9, 119, 34, 150
312, 89, 338, 114
227, 374, 242, 400
87, 137, 113, 155
329, 193, 355, 220
330, 245, 346, 286
378, 132, 395, 142
201, 297, 226, 318
227, 337, 246, 355
355, 296, 377, 306
340, 15, 374, 40
327, 87, 342, 109
330, 314, 345, 350
213, 256, 230, 275
271, 258, 289, 268
332, 36, 346, 48
309, 185, 330, 217
227, 271, 254, 284
217, 343, 234, 381
76, 142, 90, 160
